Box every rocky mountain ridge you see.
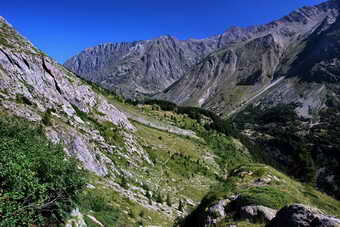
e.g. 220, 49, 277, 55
159, 0, 340, 115
64, 35, 219, 98
2, 1, 340, 226
0, 15, 139, 176
65, 0, 339, 106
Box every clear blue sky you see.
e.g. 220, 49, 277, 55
1, 0, 326, 63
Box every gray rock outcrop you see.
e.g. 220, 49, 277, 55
159, 0, 340, 114
0, 15, 137, 177
239, 205, 277, 223
267, 204, 340, 227
64, 35, 219, 99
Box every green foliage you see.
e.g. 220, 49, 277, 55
0, 114, 86, 226
99, 121, 124, 146
71, 104, 96, 123
234, 103, 299, 128
166, 193, 171, 206
142, 99, 237, 137
15, 94, 33, 105
78, 191, 119, 226
155, 191, 163, 204
236, 187, 296, 209
78, 191, 110, 213
178, 200, 184, 211
257, 104, 299, 124
200, 132, 251, 171
71, 104, 124, 146
143, 99, 177, 111
183, 163, 340, 226
120, 176, 128, 189
234, 104, 318, 187
41, 108, 55, 126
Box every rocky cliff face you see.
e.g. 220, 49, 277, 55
64, 35, 219, 98
160, 0, 340, 115
225, 0, 340, 200
267, 204, 340, 227
0, 16, 139, 177
65, 0, 340, 109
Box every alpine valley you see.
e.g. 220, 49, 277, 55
1, 0, 340, 227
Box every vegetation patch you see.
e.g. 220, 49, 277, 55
234, 102, 340, 198
0, 113, 86, 226
71, 104, 124, 147
77, 190, 120, 226
182, 163, 340, 226
15, 94, 33, 105
236, 186, 296, 209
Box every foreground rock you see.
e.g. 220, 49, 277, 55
181, 196, 277, 226
239, 205, 277, 224
267, 204, 340, 227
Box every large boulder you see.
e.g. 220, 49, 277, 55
239, 205, 277, 223
267, 204, 340, 227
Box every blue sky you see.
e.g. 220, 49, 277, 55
1, 0, 326, 63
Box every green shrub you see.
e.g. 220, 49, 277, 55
99, 121, 124, 146
41, 108, 55, 126
178, 200, 184, 211
0, 114, 86, 226
71, 104, 124, 146
120, 176, 128, 189
78, 191, 119, 226
166, 193, 172, 206
155, 191, 163, 203
78, 191, 112, 213
236, 186, 296, 209
15, 94, 33, 105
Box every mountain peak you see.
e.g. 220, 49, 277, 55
0, 16, 7, 22
0, 16, 12, 27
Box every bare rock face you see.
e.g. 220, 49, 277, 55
181, 195, 277, 227
267, 204, 340, 227
284, 2, 340, 83
0, 16, 137, 177
65, 0, 340, 110
160, 0, 340, 115
205, 199, 231, 225
239, 205, 277, 224
64, 35, 219, 99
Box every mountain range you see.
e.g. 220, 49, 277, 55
65, 0, 339, 115
1, 0, 340, 226
65, 0, 340, 201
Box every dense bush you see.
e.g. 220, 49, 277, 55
0, 114, 86, 226
235, 186, 296, 209
78, 191, 120, 226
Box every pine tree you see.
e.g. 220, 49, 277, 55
166, 193, 171, 206
155, 191, 163, 203
178, 199, 184, 211
120, 176, 128, 189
